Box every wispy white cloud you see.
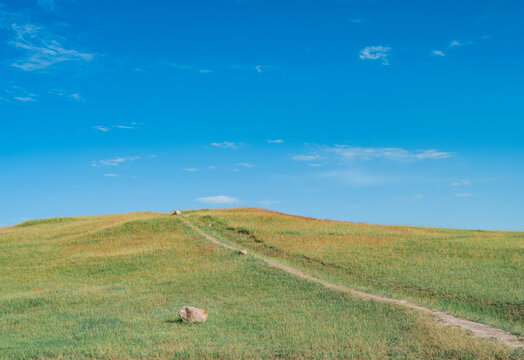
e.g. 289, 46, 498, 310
329, 146, 451, 161
91, 156, 146, 167
259, 199, 280, 206
8, 23, 94, 71
114, 123, 138, 129
431, 50, 446, 57
236, 162, 255, 168
230, 64, 280, 73
184, 167, 198, 172
69, 92, 82, 101
103, 173, 121, 177
93, 123, 138, 132
451, 179, 471, 186
291, 146, 451, 171
256, 65, 280, 73
414, 149, 451, 159
196, 195, 239, 204
292, 154, 322, 161
14, 96, 36, 102
455, 192, 473, 197
49, 89, 84, 101
2, 86, 37, 102
433, 36, 489, 57
350, 18, 363, 24
359, 45, 391, 65
210, 141, 242, 150
267, 139, 284, 144
449, 39, 479, 48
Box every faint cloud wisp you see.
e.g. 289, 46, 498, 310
196, 195, 239, 204
359, 46, 391, 65
8, 23, 94, 71
210, 141, 242, 150
455, 193, 473, 197
91, 155, 154, 167
329, 146, 451, 161
292, 154, 322, 161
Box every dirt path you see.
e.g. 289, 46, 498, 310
181, 216, 524, 349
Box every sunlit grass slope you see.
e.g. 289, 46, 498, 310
187, 208, 524, 337
0, 212, 519, 359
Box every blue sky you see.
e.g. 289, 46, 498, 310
1, 0, 523, 230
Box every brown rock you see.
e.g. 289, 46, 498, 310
179, 306, 208, 323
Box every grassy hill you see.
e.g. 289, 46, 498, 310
0, 210, 522, 359
188, 208, 524, 336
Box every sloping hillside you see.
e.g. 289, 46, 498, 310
0, 211, 521, 359
187, 208, 524, 336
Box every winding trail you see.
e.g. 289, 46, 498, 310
180, 216, 524, 349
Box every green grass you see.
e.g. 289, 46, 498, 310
187, 208, 524, 337
15, 216, 80, 227
0, 211, 521, 359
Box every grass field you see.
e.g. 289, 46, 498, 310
187, 208, 524, 337
0, 211, 522, 359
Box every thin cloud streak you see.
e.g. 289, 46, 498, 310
93, 123, 138, 132
91, 155, 155, 167
329, 146, 451, 161
292, 154, 322, 161
8, 23, 94, 71
196, 195, 239, 204
236, 163, 255, 168
14, 96, 36, 102
451, 180, 471, 186
455, 193, 473, 197
210, 141, 242, 150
